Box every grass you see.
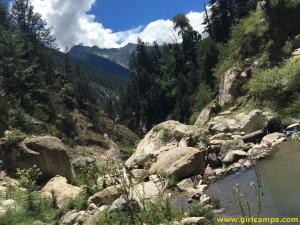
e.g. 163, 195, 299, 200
117, 142, 136, 159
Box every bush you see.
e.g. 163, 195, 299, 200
8, 108, 37, 134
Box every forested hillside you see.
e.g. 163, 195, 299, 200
0, 0, 136, 146
120, 0, 300, 135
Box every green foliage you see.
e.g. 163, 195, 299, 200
117, 142, 136, 159
64, 194, 88, 212
247, 59, 300, 105
96, 197, 184, 225
0, 191, 58, 225
187, 202, 214, 221
73, 164, 99, 196
1, 129, 26, 150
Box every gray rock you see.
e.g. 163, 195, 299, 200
207, 153, 222, 168
194, 101, 220, 127
177, 178, 194, 191
219, 139, 248, 160
109, 197, 140, 214
181, 217, 206, 225
222, 150, 247, 166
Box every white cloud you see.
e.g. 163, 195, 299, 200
31, 0, 205, 49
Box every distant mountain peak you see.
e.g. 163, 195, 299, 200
71, 43, 136, 69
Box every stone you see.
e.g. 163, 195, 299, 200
200, 194, 210, 205
88, 185, 122, 207
176, 178, 194, 192
59, 210, 79, 225
222, 150, 247, 166
131, 169, 148, 180
181, 217, 206, 225
149, 147, 205, 180
131, 181, 163, 202
247, 144, 270, 159
42, 176, 82, 209
126, 120, 205, 169
213, 208, 226, 214
71, 156, 96, 174
219, 139, 248, 160
209, 133, 230, 141
287, 123, 300, 130
109, 197, 140, 213
261, 133, 286, 147
1, 199, 16, 209
194, 101, 220, 127
207, 153, 222, 168
5, 136, 72, 181
97, 175, 119, 190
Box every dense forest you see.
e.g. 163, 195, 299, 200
120, 0, 300, 135
0, 0, 118, 144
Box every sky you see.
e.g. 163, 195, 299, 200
25, 0, 207, 49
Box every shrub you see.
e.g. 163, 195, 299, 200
187, 202, 214, 221
247, 59, 300, 106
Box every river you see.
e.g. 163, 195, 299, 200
208, 141, 300, 217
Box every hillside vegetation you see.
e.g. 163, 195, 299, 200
120, 0, 300, 135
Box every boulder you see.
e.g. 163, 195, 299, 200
71, 156, 96, 174
131, 181, 163, 202
208, 110, 273, 135
181, 217, 206, 225
219, 139, 248, 160
149, 147, 205, 180
207, 153, 222, 168
109, 197, 140, 213
42, 176, 82, 209
194, 101, 220, 127
222, 150, 247, 166
126, 121, 205, 169
59, 210, 79, 225
261, 133, 286, 147
5, 136, 72, 181
176, 178, 194, 192
88, 185, 122, 207
200, 194, 210, 205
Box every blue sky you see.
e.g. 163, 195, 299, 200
92, 0, 205, 32
27, 0, 207, 49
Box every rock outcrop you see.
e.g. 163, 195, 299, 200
5, 136, 72, 181
88, 185, 122, 207
194, 101, 220, 127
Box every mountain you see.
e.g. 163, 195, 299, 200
87, 43, 136, 68
51, 49, 126, 91
71, 43, 136, 69
69, 45, 130, 78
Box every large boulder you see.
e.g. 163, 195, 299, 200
149, 147, 205, 179
42, 176, 82, 209
194, 101, 220, 127
126, 121, 205, 169
5, 136, 72, 181
261, 132, 286, 147
208, 110, 272, 135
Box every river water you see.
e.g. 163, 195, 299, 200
208, 141, 300, 217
